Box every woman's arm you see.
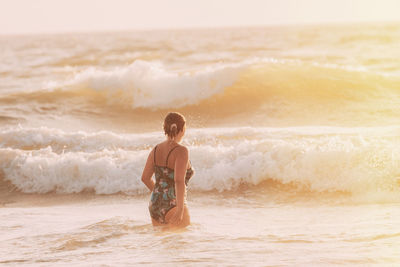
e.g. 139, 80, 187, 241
141, 149, 155, 191
169, 146, 189, 225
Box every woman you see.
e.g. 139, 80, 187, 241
141, 112, 194, 227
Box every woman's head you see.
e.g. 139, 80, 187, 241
163, 112, 186, 141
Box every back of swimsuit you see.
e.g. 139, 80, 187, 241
148, 145, 194, 224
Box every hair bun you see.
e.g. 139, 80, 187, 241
163, 112, 186, 139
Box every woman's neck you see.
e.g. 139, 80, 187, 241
166, 138, 180, 145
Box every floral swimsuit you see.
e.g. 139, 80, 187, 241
148, 145, 194, 224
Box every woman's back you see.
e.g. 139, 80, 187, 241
141, 112, 192, 227
148, 141, 193, 225
153, 141, 194, 183
153, 141, 181, 170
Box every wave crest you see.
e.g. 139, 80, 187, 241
2, 59, 399, 127
47, 60, 244, 109
1, 126, 400, 201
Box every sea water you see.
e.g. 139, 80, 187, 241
1, 23, 400, 266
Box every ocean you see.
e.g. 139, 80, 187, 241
1, 22, 400, 266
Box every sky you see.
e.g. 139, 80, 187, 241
1, 0, 400, 35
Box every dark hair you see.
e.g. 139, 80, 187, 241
163, 112, 186, 139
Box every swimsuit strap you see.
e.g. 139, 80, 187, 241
165, 145, 179, 166
153, 145, 158, 165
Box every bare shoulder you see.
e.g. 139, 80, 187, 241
175, 144, 189, 157
148, 143, 161, 157
147, 146, 155, 161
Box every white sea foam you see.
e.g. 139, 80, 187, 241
0, 126, 162, 153
39, 57, 333, 109
1, 126, 400, 198
37, 57, 398, 111
47, 60, 246, 108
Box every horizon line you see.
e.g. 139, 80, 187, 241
1, 19, 400, 37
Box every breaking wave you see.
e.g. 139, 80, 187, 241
2, 59, 399, 127
1, 126, 400, 202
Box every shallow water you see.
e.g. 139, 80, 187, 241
1, 196, 400, 266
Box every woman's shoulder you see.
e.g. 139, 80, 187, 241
153, 141, 167, 150
154, 142, 188, 153
172, 145, 188, 163
175, 144, 188, 154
